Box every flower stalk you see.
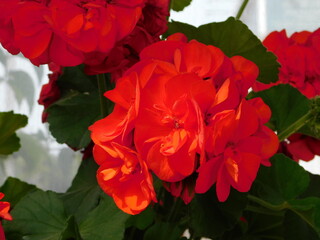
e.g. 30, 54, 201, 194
236, 0, 250, 20
97, 73, 108, 118
277, 110, 313, 142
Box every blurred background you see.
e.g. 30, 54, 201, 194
0, 0, 319, 192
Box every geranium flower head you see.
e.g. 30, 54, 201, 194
90, 33, 279, 209
254, 28, 320, 98
196, 99, 278, 201
0, 0, 146, 66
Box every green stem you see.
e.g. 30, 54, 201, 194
245, 205, 283, 216
167, 198, 180, 222
248, 195, 317, 233
96, 74, 108, 118
277, 111, 313, 142
235, 0, 250, 20
248, 194, 288, 211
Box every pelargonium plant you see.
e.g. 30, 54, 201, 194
0, 0, 320, 239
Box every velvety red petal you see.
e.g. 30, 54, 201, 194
140, 40, 186, 63
49, 35, 84, 66
248, 97, 271, 124
195, 156, 221, 194
263, 30, 289, 55
216, 165, 231, 202
16, 29, 52, 59
234, 99, 259, 141
287, 138, 315, 161
206, 110, 236, 156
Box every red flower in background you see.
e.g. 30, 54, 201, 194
285, 134, 320, 162
253, 29, 320, 162
0, 193, 12, 240
0, 0, 145, 66
84, 0, 170, 80
254, 29, 320, 98
90, 33, 278, 211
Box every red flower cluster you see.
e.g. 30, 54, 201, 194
90, 33, 279, 214
0, 193, 12, 240
254, 29, 320, 162
0, 0, 145, 66
254, 29, 320, 98
84, 0, 170, 80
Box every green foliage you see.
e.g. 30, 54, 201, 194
171, 0, 192, 12
47, 66, 113, 149
0, 177, 37, 207
298, 96, 320, 139
143, 221, 184, 240
251, 84, 311, 140
47, 92, 100, 149
0, 111, 28, 155
79, 195, 130, 240
248, 154, 320, 238
189, 189, 247, 239
60, 216, 83, 240
165, 17, 280, 83
126, 206, 155, 230
60, 158, 101, 223
254, 154, 309, 204
3, 190, 77, 240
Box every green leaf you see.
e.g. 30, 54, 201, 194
3, 190, 77, 240
250, 154, 320, 236
301, 173, 320, 199
79, 195, 130, 240
60, 216, 83, 240
0, 177, 37, 207
189, 189, 247, 239
126, 206, 155, 230
57, 66, 97, 95
60, 158, 101, 223
233, 213, 284, 240
143, 221, 184, 240
0, 111, 28, 155
171, 0, 192, 12
253, 154, 310, 205
8, 71, 35, 111
46, 66, 113, 149
252, 84, 311, 140
286, 197, 320, 236
284, 208, 320, 240
165, 17, 280, 83
47, 92, 100, 149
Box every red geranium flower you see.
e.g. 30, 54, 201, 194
90, 33, 278, 210
253, 29, 320, 163
196, 99, 278, 201
94, 143, 156, 215
84, 0, 170, 79
0, 0, 145, 66
254, 29, 320, 98
285, 134, 320, 162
